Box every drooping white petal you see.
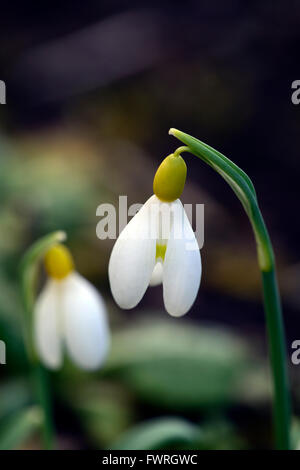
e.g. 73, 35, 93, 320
149, 261, 163, 286
109, 195, 158, 309
163, 200, 201, 317
34, 280, 62, 369
61, 273, 110, 370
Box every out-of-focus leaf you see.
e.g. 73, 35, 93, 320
7, 135, 110, 233
104, 316, 255, 409
0, 379, 32, 421
63, 381, 135, 447
0, 406, 42, 450
234, 364, 271, 404
194, 419, 245, 450
110, 417, 200, 450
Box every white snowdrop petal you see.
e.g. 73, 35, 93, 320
34, 280, 62, 369
109, 195, 158, 309
163, 200, 201, 317
61, 273, 110, 370
149, 262, 163, 286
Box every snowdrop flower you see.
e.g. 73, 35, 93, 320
34, 244, 110, 370
109, 152, 201, 317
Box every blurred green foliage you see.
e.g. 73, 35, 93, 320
105, 318, 252, 409
54, 315, 270, 449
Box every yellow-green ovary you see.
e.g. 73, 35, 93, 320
44, 244, 74, 280
153, 153, 187, 202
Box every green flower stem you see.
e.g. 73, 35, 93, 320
33, 363, 55, 449
20, 230, 66, 449
169, 128, 290, 450
262, 269, 290, 449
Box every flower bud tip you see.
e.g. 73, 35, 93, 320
168, 128, 177, 136
56, 231, 67, 242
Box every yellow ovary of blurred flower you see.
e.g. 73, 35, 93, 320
44, 244, 74, 280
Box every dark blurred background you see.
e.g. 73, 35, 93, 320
0, 0, 300, 450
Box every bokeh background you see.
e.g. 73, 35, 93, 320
0, 0, 300, 450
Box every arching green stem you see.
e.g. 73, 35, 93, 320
20, 230, 66, 449
169, 128, 290, 450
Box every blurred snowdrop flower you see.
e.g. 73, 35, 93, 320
34, 244, 110, 370
109, 152, 201, 317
